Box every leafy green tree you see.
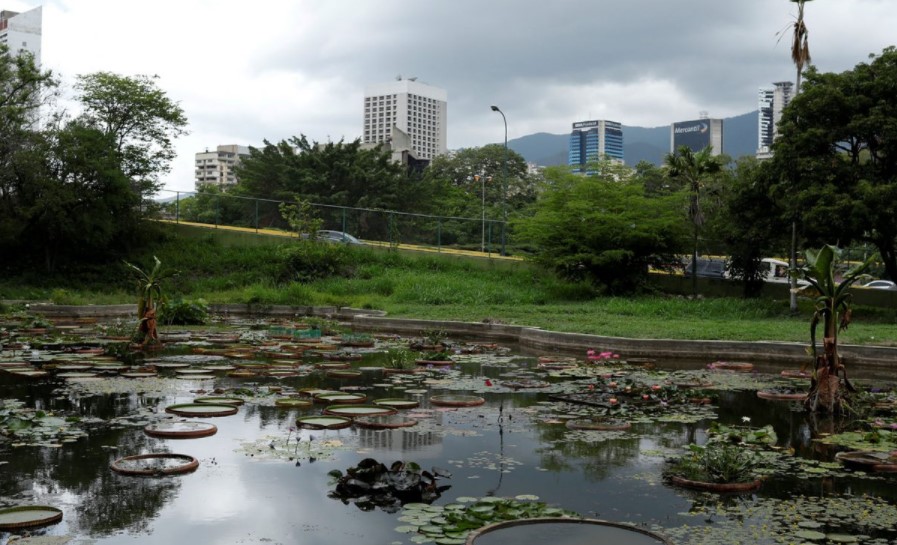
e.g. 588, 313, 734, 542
25, 121, 141, 271
772, 47, 897, 281
176, 186, 253, 227
234, 136, 422, 238
422, 144, 538, 249
0, 44, 57, 254
663, 145, 723, 295
74, 72, 188, 198
514, 161, 687, 293
279, 199, 323, 236
710, 157, 790, 297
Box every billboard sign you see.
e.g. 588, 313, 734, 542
672, 119, 711, 152
572, 120, 600, 130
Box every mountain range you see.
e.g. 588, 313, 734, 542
507, 110, 759, 167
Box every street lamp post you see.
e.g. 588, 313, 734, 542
474, 174, 491, 253
490, 105, 508, 256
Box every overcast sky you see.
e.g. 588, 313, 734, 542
6, 0, 897, 193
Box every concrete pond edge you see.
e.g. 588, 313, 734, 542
17, 302, 897, 370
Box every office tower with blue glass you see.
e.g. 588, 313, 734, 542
568, 120, 624, 173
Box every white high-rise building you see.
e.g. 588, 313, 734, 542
0, 6, 42, 66
362, 77, 447, 161
757, 81, 793, 159
194, 145, 251, 190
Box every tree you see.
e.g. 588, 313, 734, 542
772, 47, 897, 281
713, 157, 790, 297
74, 72, 188, 198
781, 0, 816, 313
234, 136, 416, 231
0, 44, 57, 255
422, 144, 538, 247
26, 121, 141, 271
663, 145, 722, 296
796, 245, 873, 414
514, 160, 687, 293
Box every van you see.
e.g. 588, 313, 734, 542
761, 258, 790, 283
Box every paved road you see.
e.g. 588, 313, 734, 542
159, 219, 523, 261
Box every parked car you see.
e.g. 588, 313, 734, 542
682, 258, 727, 279
302, 230, 364, 245
860, 279, 897, 290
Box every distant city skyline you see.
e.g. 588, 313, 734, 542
3, 0, 896, 192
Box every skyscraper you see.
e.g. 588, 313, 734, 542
363, 77, 447, 161
757, 81, 793, 159
568, 120, 623, 172
0, 6, 42, 66
670, 117, 723, 155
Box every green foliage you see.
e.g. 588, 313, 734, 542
713, 157, 789, 297
421, 328, 448, 345
277, 241, 354, 283
124, 256, 177, 319
74, 72, 187, 197
514, 161, 687, 293
159, 298, 209, 325
772, 46, 897, 282
796, 245, 874, 372
384, 347, 416, 369
667, 443, 759, 484
279, 199, 323, 236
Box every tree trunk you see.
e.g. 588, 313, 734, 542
873, 237, 897, 284
691, 227, 698, 297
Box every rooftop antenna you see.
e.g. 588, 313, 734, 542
699, 110, 709, 119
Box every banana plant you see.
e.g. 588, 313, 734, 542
124, 256, 168, 319
795, 245, 874, 413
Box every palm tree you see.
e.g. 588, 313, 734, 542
664, 145, 722, 296
784, 0, 815, 313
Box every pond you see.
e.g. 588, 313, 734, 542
1, 319, 897, 545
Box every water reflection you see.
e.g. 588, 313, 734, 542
2, 333, 897, 545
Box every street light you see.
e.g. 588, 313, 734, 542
490, 105, 508, 256
474, 174, 492, 253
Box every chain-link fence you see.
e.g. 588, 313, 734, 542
156, 189, 513, 255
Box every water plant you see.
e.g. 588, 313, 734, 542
666, 442, 760, 485
328, 458, 451, 512
385, 347, 416, 370
124, 256, 177, 346
795, 244, 874, 414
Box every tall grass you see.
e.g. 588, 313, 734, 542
2, 223, 895, 345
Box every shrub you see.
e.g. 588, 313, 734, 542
159, 298, 209, 325
277, 242, 353, 283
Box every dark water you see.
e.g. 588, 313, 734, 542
1, 337, 896, 545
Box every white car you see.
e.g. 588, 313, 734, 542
861, 280, 897, 290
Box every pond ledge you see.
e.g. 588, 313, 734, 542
17, 303, 897, 369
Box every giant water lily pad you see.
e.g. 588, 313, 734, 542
468, 519, 672, 545
323, 404, 398, 418
144, 420, 218, 438
0, 505, 63, 530
373, 398, 420, 409
430, 395, 485, 407
194, 396, 245, 406
110, 453, 199, 476
165, 403, 238, 417
315, 392, 367, 404
296, 415, 352, 430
